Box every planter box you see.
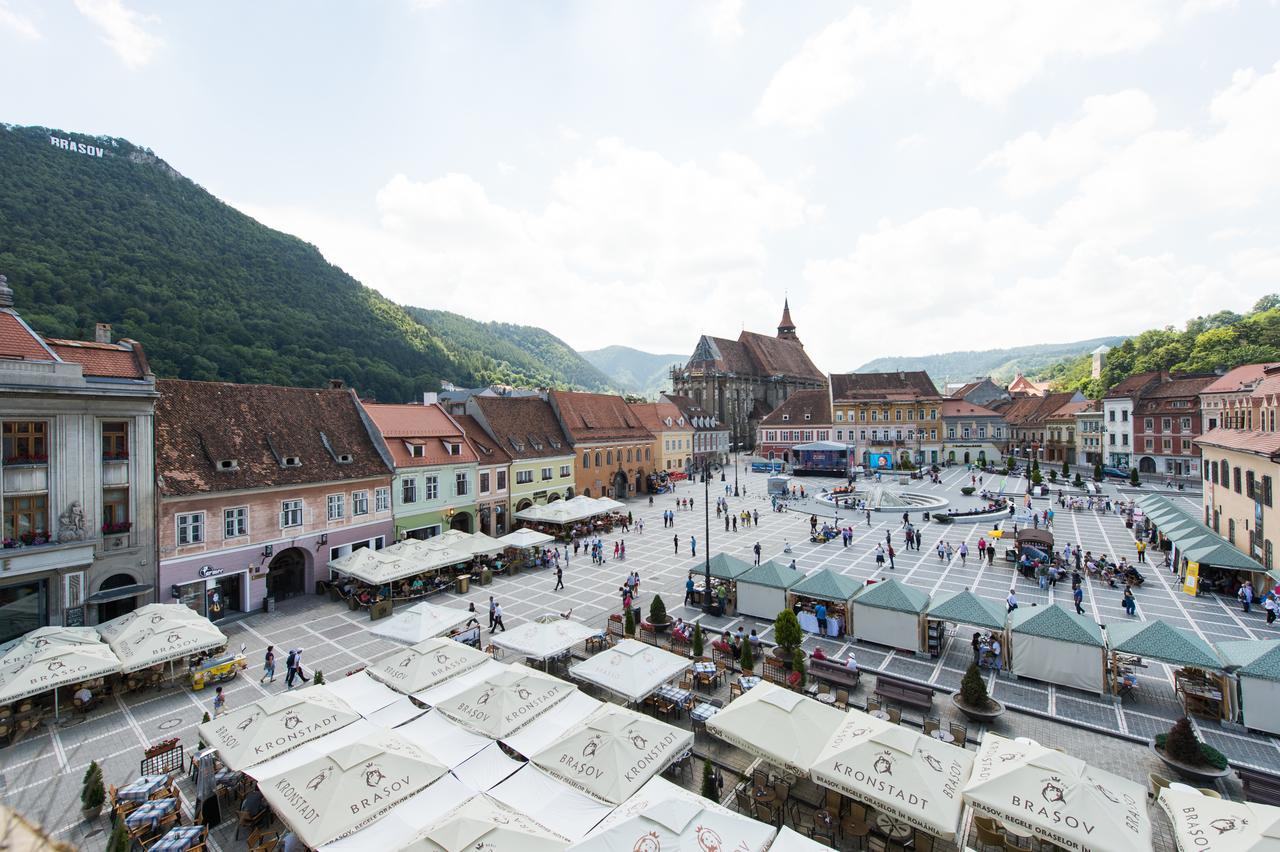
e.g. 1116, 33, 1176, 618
951, 692, 1004, 723
1149, 742, 1231, 783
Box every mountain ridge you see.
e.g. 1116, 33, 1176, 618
854, 336, 1129, 387
580, 344, 685, 397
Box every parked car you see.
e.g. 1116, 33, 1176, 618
1102, 466, 1128, 479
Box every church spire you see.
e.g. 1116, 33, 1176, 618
777, 297, 798, 341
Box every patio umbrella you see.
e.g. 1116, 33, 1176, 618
530, 705, 692, 804
568, 639, 691, 703
569, 794, 775, 852
401, 794, 569, 852
328, 548, 411, 586
198, 687, 361, 771
367, 637, 490, 694
0, 626, 104, 666
369, 601, 476, 645
258, 728, 448, 848
498, 528, 556, 549
96, 603, 227, 673
490, 619, 599, 661
766, 827, 831, 851
962, 733, 1151, 852
0, 640, 120, 716
434, 666, 575, 739
808, 711, 974, 841
1158, 786, 1280, 851
705, 681, 845, 776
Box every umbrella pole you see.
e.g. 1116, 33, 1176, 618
53, 686, 60, 723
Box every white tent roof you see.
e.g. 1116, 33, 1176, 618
402, 794, 570, 852
766, 827, 830, 851
489, 765, 614, 842
571, 792, 774, 852
450, 742, 525, 792
328, 547, 415, 585
368, 637, 491, 694
706, 682, 846, 775
257, 728, 449, 848
0, 626, 104, 667
568, 639, 691, 703
498, 528, 556, 549
398, 710, 494, 769
515, 496, 610, 525
323, 671, 404, 718
434, 529, 506, 557
95, 603, 227, 673
198, 686, 361, 771
0, 639, 120, 704
591, 497, 625, 512
318, 773, 472, 852
531, 705, 692, 804
369, 602, 477, 645
246, 719, 380, 781
962, 734, 1151, 852
413, 658, 508, 706
502, 690, 602, 757
491, 619, 599, 661
1158, 786, 1280, 851
367, 696, 425, 729
586, 775, 740, 834
434, 666, 576, 738
809, 711, 974, 840
385, 538, 475, 573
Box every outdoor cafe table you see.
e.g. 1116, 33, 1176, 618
690, 702, 719, 723
738, 675, 761, 691
816, 693, 837, 705
692, 661, 720, 689
874, 813, 912, 840
117, 775, 168, 802
653, 685, 693, 712
869, 710, 891, 721
150, 825, 206, 851
124, 798, 178, 832
752, 786, 777, 805
930, 729, 956, 743
814, 809, 836, 834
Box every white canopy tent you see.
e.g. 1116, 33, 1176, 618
531, 705, 692, 804
398, 710, 494, 769
434, 666, 576, 739
491, 619, 599, 661
571, 781, 775, 852
766, 827, 830, 851
0, 626, 104, 666
501, 690, 602, 757
498, 529, 556, 549
515, 495, 611, 526
809, 711, 974, 840
962, 733, 1151, 852
246, 719, 379, 780
95, 603, 227, 672
412, 658, 508, 706
489, 765, 615, 842
367, 637, 490, 694
257, 728, 449, 848
0, 639, 120, 712
318, 774, 472, 852
706, 682, 845, 775
197, 687, 360, 771
369, 601, 476, 645
450, 742, 525, 792
327, 548, 415, 586
568, 639, 691, 703
323, 670, 404, 718
432, 528, 505, 557
583, 775, 743, 833
1008, 604, 1107, 695
1158, 786, 1280, 851
401, 794, 570, 851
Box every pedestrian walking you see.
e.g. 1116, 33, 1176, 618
959, 542, 968, 565
753, 510, 758, 526
260, 646, 276, 684
284, 648, 298, 688
987, 544, 996, 565
488, 596, 496, 630
673, 534, 679, 554
554, 565, 564, 590
213, 686, 226, 717
685, 574, 695, 605
1006, 589, 1018, 613
690, 535, 697, 557
1122, 587, 1137, 617
972, 632, 982, 667
875, 543, 885, 569
865, 510, 871, 525
753, 542, 762, 565
887, 544, 895, 570
1266, 594, 1277, 625
1136, 540, 1146, 563
1073, 584, 1085, 615
1241, 580, 1255, 613
491, 602, 506, 633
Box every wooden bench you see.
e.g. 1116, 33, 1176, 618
873, 673, 934, 712
810, 658, 861, 689
1239, 766, 1280, 805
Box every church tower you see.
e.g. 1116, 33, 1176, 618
777, 298, 799, 342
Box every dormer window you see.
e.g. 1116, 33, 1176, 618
782, 414, 790, 421
408, 443, 426, 458
337, 453, 353, 464
282, 456, 301, 468
443, 441, 460, 456
508, 437, 525, 452
217, 459, 239, 472
804, 414, 811, 421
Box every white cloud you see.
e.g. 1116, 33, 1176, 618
702, 0, 743, 43
74, 0, 162, 69
755, 1, 1217, 130
0, 1, 39, 40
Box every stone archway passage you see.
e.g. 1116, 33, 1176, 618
1139, 456, 1157, 474
266, 548, 307, 600
516, 498, 533, 511
612, 470, 629, 498
96, 572, 141, 622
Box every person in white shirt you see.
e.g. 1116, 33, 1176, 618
990, 637, 1003, 673
74, 686, 93, 706
1006, 589, 1018, 612
845, 654, 858, 672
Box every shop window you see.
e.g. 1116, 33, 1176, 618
102, 421, 129, 460
2, 421, 47, 464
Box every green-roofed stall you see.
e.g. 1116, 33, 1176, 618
686, 553, 754, 614
735, 559, 804, 621
1009, 604, 1107, 696
923, 591, 1008, 656
1104, 620, 1231, 719
787, 569, 860, 637
1217, 639, 1280, 736
849, 578, 930, 651
1138, 495, 1273, 597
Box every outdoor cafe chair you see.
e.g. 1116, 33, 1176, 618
753, 801, 780, 827
949, 722, 968, 745
885, 707, 901, 725
680, 670, 694, 690
912, 829, 936, 851
752, 768, 770, 789
973, 818, 1006, 852
247, 828, 282, 852
866, 696, 882, 713
735, 785, 753, 814
728, 681, 744, 700
923, 716, 940, 735
834, 689, 849, 710
811, 826, 836, 846
1149, 771, 1171, 798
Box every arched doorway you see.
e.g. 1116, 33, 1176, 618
947, 451, 955, 463
96, 573, 141, 622
1139, 456, 1156, 474
963, 451, 970, 464
449, 512, 472, 533
546, 493, 561, 503
516, 498, 533, 512
266, 548, 307, 600
612, 470, 629, 498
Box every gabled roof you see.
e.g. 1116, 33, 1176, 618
830, 371, 940, 402
1142, 374, 1217, 399
1046, 400, 1092, 421
790, 568, 861, 602
940, 400, 1005, 419
470, 396, 572, 461
451, 413, 511, 466
1104, 370, 1164, 400
738, 331, 824, 380
661, 394, 722, 432
364, 403, 479, 468
626, 401, 687, 434
1008, 604, 1103, 646
0, 310, 56, 360
998, 392, 1080, 427
926, 590, 1007, 631
759, 389, 832, 427
946, 380, 984, 399
692, 552, 755, 581
737, 559, 805, 590
851, 578, 929, 614
1196, 428, 1280, 458
156, 379, 390, 497
549, 391, 654, 445
1200, 363, 1278, 395
1105, 620, 1222, 671
1216, 639, 1280, 679
1238, 643, 1280, 682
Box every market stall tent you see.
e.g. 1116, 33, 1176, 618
788, 569, 859, 637
849, 578, 929, 650
1217, 639, 1280, 735
1008, 604, 1106, 695
498, 529, 556, 549
317, 775, 472, 852
0, 626, 104, 666
490, 618, 599, 662
367, 637, 490, 694
923, 590, 1007, 656
571, 789, 775, 852
734, 560, 804, 620
1104, 620, 1224, 698
401, 794, 570, 851
488, 765, 615, 842
434, 666, 576, 739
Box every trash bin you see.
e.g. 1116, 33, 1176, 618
456, 575, 471, 594
263, 596, 276, 613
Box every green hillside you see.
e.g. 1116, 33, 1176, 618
855, 336, 1128, 387
0, 124, 611, 401
580, 345, 685, 396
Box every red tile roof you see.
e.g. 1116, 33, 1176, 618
1142, 375, 1217, 399
940, 400, 1004, 418
451, 413, 512, 466
156, 379, 390, 497
830, 371, 940, 402
626, 401, 687, 434
663, 394, 723, 432
997, 392, 1079, 427
759, 389, 832, 426
470, 396, 573, 460
45, 338, 148, 379
686, 332, 824, 381
1196, 428, 1280, 458
0, 311, 56, 361
1104, 371, 1164, 399
1201, 363, 1279, 395
549, 391, 655, 445
364, 403, 479, 467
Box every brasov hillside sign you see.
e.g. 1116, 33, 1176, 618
49, 135, 104, 157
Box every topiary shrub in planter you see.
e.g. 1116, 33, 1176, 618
1073, 474, 1084, 488
1062, 460, 1070, 478
106, 815, 130, 852
81, 760, 105, 819
691, 623, 704, 658
1094, 463, 1104, 482
1130, 467, 1141, 486
791, 649, 807, 690
773, 609, 802, 660
952, 663, 1004, 723
700, 758, 717, 799
649, 595, 670, 631
624, 607, 636, 636
960, 486, 976, 495
313, 669, 326, 685
740, 639, 754, 674
1048, 470, 1058, 483
1152, 717, 1230, 781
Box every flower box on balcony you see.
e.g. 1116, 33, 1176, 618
101, 522, 133, 535
102, 453, 130, 462
3, 454, 49, 466
18, 531, 50, 546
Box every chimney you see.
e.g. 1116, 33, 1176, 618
423, 392, 439, 405
0, 274, 11, 308
328, 378, 345, 390
95, 323, 112, 344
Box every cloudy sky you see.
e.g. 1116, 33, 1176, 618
3, 1, 1279, 371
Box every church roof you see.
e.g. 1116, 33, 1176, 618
779, 298, 795, 330
686, 331, 823, 382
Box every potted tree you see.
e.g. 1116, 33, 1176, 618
1130, 467, 1141, 487
313, 669, 326, 685
106, 815, 130, 852
691, 623, 705, 659
700, 758, 718, 800
1094, 462, 1104, 482
772, 609, 803, 666
624, 607, 636, 637
648, 595, 672, 633
960, 486, 976, 495
81, 760, 105, 821
951, 664, 1004, 723
1151, 717, 1230, 783
789, 648, 807, 690
739, 638, 755, 675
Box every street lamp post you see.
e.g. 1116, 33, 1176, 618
698, 458, 718, 615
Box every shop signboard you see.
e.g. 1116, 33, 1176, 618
1183, 561, 1199, 597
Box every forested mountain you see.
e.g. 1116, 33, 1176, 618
0, 124, 612, 401
1036, 297, 1280, 398
855, 336, 1128, 387
580, 345, 685, 396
